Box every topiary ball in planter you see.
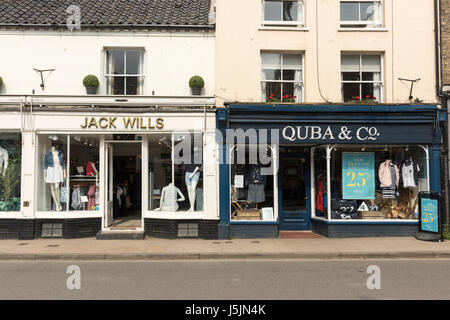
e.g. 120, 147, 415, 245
82, 75, 99, 95
189, 75, 204, 95
0, 76, 3, 90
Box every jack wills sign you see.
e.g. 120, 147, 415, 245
80, 117, 164, 130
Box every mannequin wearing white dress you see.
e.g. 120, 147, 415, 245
44, 146, 66, 211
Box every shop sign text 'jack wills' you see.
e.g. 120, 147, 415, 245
80, 117, 164, 130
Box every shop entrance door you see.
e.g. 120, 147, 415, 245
278, 149, 311, 230
104, 141, 142, 230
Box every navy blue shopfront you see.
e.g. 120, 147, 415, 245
217, 104, 447, 239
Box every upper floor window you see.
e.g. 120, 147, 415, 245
105, 49, 144, 95
340, 0, 382, 28
341, 54, 382, 102
262, 0, 305, 27
261, 52, 303, 103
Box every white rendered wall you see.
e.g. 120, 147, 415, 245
0, 30, 215, 97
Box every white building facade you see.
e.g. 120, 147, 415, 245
0, 0, 219, 239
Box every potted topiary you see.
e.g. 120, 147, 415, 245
0, 76, 3, 91
189, 75, 204, 95
82, 75, 99, 94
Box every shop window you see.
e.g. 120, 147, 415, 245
230, 145, 276, 221
262, 53, 303, 102
262, 0, 305, 27
341, 54, 382, 102
0, 133, 21, 212
37, 135, 100, 212
314, 145, 428, 221
148, 132, 203, 212
340, 0, 382, 28
105, 49, 144, 95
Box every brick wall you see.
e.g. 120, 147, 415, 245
442, 0, 450, 85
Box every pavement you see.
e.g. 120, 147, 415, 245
0, 235, 450, 260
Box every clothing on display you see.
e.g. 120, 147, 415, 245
247, 164, 266, 203
315, 175, 327, 213
60, 184, 68, 203
87, 184, 97, 210
185, 171, 200, 186
44, 148, 65, 169
71, 186, 82, 210
45, 151, 65, 183
378, 160, 399, 188
401, 157, 420, 188
86, 161, 98, 176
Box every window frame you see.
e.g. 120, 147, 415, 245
339, 0, 383, 27
261, 0, 305, 27
104, 48, 145, 96
261, 52, 305, 103
341, 53, 384, 102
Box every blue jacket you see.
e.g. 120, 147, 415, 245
44, 149, 65, 169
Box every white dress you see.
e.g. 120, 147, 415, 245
45, 152, 64, 183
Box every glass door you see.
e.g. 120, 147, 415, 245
278, 148, 310, 230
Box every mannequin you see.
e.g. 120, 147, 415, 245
185, 145, 202, 212
0, 146, 8, 176
44, 145, 66, 211
159, 183, 185, 212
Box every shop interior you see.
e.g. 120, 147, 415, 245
110, 142, 142, 228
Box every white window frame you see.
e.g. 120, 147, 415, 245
341, 53, 384, 103
340, 0, 383, 27
104, 48, 145, 96
261, 52, 305, 103
262, 0, 305, 27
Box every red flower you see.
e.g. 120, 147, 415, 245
365, 94, 370, 99
373, 96, 377, 100
293, 96, 297, 99
355, 96, 360, 100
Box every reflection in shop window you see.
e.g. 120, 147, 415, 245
230, 145, 275, 221
0, 133, 21, 212
148, 133, 203, 212
37, 134, 100, 212
314, 145, 428, 220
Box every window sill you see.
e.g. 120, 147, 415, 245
338, 27, 388, 32
259, 26, 308, 32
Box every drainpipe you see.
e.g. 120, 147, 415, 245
435, 0, 449, 226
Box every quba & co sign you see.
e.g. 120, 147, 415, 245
282, 125, 380, 142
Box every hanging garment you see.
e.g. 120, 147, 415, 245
382, 185, 396, 199
60, 184, 68, 203
95, 186, 100, 206
86, 162, 97, 176
402, 158, 420, 188
87, 184, 96, 210
315, 179, 326, 213
71, 187, 82, 210
247, 183, 265, 203
247, 164, 267, 185
378, 160, 399, 188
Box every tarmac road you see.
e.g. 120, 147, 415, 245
0, 259, 449, 300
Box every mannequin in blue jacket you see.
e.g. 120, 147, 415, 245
44, 145, 66, 211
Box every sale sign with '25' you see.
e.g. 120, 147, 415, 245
342, 152, 375, 200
